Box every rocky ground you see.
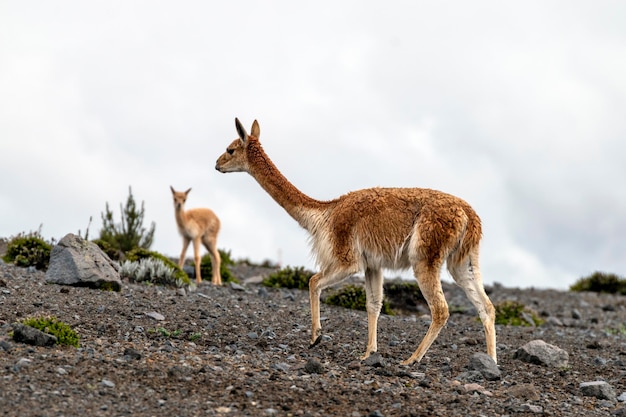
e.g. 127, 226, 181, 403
1, 254, 626, 416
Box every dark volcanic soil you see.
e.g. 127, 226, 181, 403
1, 257, 626, 416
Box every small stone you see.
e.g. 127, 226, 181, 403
464, 383, 485, 393
272, 362, 290, 372
580, 381, 616, 401
123, 348, 142, 360
515, 339, 569, 368
11, 323, 57, 347
518, 403, 543, 413
507, 383, 540, 400
468, 352, 501, 381
544, 316, 564, 327
101, 379, 115, 388
229, 282, 246, 291
363, 353, 385, 368
304, 359, 325, 374
145, 311, 165, 321
14, 358, 32, 371
0, 340, 11, 352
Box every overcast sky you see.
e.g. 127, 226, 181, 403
1, 1, 625, 290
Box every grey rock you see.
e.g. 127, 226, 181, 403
363, 352, 385, 368
468, 352, 501, 381
304, 359, 325, 374
0, 340, 11, 351
145, 311, 165, 321
514, 339, 569, 368
518, 404, 543, 414
13, 358, 32, 372
45, 233, 121, 291
11, 323, 57, 347
123, 348, 142, 360
580, 381, 616, 401
544, 316, 564, 326
229, 282, 246, 291
101, 379, 115, 388
507, 383, 540, 400
271, 362, 290, 372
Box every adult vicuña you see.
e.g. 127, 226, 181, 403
215, 119, 496, 365
170, 186, 222, 285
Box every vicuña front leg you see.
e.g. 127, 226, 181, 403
308, 269, 355, 348
308, 272, 324, 347
361, 267, 384, 360
178, 238, 191, 270
192, 238, 203, 284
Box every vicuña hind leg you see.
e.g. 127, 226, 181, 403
203, 237, 222, 286
362, 267, 384, 359
401, 261, 449, 365
448, 250, 497, 363
308, 267, 356, 348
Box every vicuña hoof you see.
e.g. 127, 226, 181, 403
309, 335, 322, 349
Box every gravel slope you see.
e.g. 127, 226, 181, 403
1, 259, 626, 417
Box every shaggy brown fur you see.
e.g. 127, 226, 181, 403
170, 186, 222, 285
215, 119, 496, 365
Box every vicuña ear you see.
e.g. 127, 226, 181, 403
170, 185, 175, 194
235, 118, 248, 143
185, 188, 192, 195
251, 120, 260, 138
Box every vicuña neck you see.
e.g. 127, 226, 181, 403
174, 208, 187, 226
246, 139, 325, 229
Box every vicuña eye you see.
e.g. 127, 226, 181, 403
227, 148, 234, 155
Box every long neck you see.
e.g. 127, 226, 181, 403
174, 205, 186, 227
246, 139, 325, 229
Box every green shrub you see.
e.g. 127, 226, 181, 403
494, 300, 544, 326
91, 238, 124, 261
324, 284, 394, 315
383, 280, 425, 313
570, 271, 626, 295
238, 257, 281, 269
2, 231, 52, 270
262, 266, 314, 290
98, 186, 155, 254
20, 316, 80, 347
120, 249, 191, 288
199, 249, 238, 283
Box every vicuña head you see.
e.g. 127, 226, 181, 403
215, 118, 497, 366
170, 186, 222, 286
